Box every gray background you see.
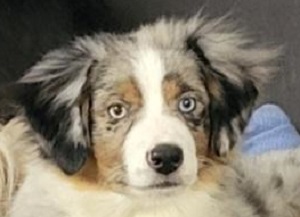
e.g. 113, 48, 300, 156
0, 0, 299, 128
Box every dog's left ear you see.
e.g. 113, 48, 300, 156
186, 23, 280, 157
18, 41, 100, 174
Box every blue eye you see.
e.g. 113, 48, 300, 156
178, 97, 196, 113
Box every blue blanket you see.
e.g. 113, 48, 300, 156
243, 104, 300, 155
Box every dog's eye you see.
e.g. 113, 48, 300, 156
108, 103, 127, 119
178, 97, 196, 113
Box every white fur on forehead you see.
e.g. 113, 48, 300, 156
135, 14, 281, 86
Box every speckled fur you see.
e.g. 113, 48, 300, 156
1, 14, 296, 217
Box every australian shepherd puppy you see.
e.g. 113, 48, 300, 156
1, 14, 299, 217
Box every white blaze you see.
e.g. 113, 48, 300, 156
123, 47, 197, 189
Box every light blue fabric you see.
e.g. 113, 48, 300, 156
242, 104, 300, 155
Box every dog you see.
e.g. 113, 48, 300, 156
1, 14, 300, 217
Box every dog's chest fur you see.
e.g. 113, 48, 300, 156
10, 169, 218, 217
9, 162, 255, 217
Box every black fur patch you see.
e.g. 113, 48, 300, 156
18, 83, 89, 174
238, 179, 269, 216
234, 168, 269, 217
271, 174, 284, 189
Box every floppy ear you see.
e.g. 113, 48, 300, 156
186, 20, 280, 157
18, 42, 97, 174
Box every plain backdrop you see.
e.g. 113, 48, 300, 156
0, 0, 299, 128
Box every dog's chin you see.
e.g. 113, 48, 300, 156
126, 181, 186, 198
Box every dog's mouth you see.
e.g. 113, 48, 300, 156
128, 181, 182, 193
147, 181, 180, 189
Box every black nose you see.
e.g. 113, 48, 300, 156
147, 144, 184, 175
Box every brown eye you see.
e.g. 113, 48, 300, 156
108, 104, 127, 119
178, 97, 196, 113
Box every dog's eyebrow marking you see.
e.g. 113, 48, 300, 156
117, 78, 142, 107
162, 74, 194, 104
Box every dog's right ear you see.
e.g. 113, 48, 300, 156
184, 16, 280, 158
18, 39, 103, 174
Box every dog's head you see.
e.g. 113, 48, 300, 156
19, 16, 279, 193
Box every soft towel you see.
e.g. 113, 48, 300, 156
242, 104, 300, 155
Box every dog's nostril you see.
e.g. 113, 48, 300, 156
146, 144, 183, 175
150, 152, 164, 168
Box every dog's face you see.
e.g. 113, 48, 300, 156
19, 16, 279, 195
92, 43, 209, 190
